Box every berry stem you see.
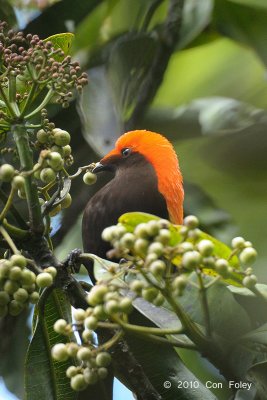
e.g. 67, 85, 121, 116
24, 87, 54, 120
196, 269, 212, 338
0, 185, 16, 223
0, 225, 20, 254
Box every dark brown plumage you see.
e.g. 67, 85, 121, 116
82, 130, 183, 281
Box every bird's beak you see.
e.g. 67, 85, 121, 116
92, 162, 112, 173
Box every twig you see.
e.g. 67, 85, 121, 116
0, 225, 20, 254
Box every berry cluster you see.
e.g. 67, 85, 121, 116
101, 215, 258, 292
51, 293, 118, 391
0, 254, 56, 317
0, 21, 88, 116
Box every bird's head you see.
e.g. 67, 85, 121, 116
93, 130, 184, 224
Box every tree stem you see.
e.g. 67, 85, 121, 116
12, 123, 44, 234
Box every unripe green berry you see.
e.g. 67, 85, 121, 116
142, 287, 159, 302
134, 238, 149, 256
119, 233, 135, 248
180, 242, 194, 253
130, 280, 144, 294
10, 254, 27, 268
44, 266, 57, 278
54, 319, 68, 334
63, 145, 72, 157
83, 172, 97, 185
173, 276, 187, 291
96, 352, 111, 367
48, 152, 64, 171
215, 259, 229, 277
9, 299, 24, 316
243, 275, 258, 289
153, 293, 165, 306
146, 220, 160, 237
61, 194, 72, 209
184, 215, 199, 229
51, 145, 64, 156
134, 223, 149, 238
29, 292, 40, 304
13, 288, 28, 303
73, 308, 86, 321
67, 343, 79, 357
12, 175, 25, 190
203, 257, 215, 268
149, 260, 166, 276
70, 374, 87, 391
87, 285, 108, 306
101, 226, 116, 242
36, 272, 53, 288
148, 242, 164, 257
9, 266, 22, 281
182, 251, 201, 269
84, 316, 98, 330
21, 269, 35, 285
244, 241, 252, 248
51, 343, 69, 361
98, 367, 108, 380
66, 366, 78, 378
105, 300, 119, 315
0, 291, 10, 305
156, 229, 171, 245
53, 129, 71, 146
93, 305, 107, 319
231, 236, 245, 249
145, 253, 158, 265
119, 297, 133, 314
197, 240, 214, 257
240, 248, 257, 266
0, 260, 12, 278
83, 369, 98, 385
82, 330, 93, 342
0, 164, 15, 182
77, 347, 92, 361
37, 129, 50, 143
40, 168, 56, 183
4, 280, 19, 295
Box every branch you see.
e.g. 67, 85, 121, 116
125, 0, 185, 130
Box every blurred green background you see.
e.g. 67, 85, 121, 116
1, 1, 267, 397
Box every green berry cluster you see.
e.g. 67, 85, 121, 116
51, 298, 116, 391
0, 254, 56, 317
101, 215, 259, 293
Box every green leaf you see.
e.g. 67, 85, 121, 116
177, 0, 213, 50
0, 311, 30, 399
247, 361, 267, 400
227, 0, 267, 10
25, 289, 76, 400
44, 33, 75, 59
213, 0, 267, 65
241, 323, 267, 346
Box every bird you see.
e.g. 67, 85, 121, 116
82, 130, 184, 280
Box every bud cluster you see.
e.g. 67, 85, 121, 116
0, 21, 88, 116
0, 254, 56, 317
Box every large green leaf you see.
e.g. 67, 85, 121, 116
153, 38, 267, 110
247, 361, 267, 400
25, 289, 76, 400
44, 33, 75, 58
227, 0, 267, 9
177, 0, 214, 50
213, 0, 267, 65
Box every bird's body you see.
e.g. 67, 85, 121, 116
82, 130, 184, 277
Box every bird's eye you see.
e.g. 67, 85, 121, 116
121, 147, 132, 158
